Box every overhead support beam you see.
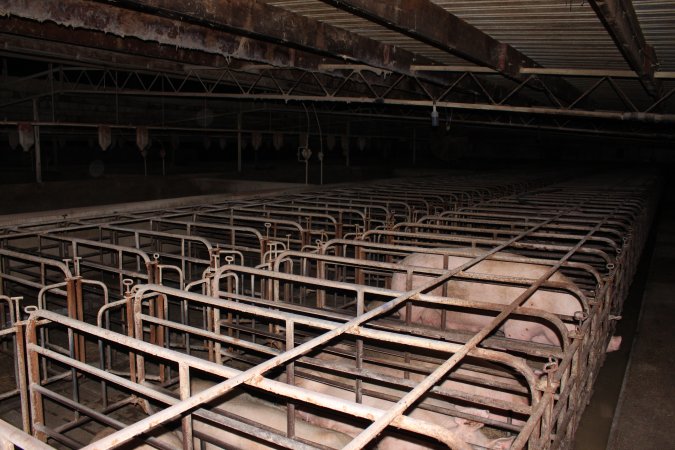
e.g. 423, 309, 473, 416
411, 65, 675, 79
49, 89, 675, 124
317, 0, 583, 102
0, 19, 429, 103
89, 0, 451, 85
1, 0, 547, 106
0, 0, 331, 72
588, 0, 661, 96
318, 0, 528, 76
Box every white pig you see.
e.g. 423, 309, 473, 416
287, 351, 517, 450
386, 250, 614, 349
385, 249, 622, 352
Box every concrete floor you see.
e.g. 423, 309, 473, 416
606, 202, 675, 449
575, 185, 674, 450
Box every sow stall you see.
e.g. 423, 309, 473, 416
0, 172, 659, 450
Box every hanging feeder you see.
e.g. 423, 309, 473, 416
136, 127, 150, 152
18, 123, 34, 152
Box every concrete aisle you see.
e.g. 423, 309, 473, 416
607, 207, 675, 449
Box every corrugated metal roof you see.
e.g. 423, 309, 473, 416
263, 1, 672, 107
431, 1, 630, 70
634, 0, 675, 71
262, 0, 471, 65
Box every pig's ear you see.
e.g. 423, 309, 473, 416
488, 436, 515, 449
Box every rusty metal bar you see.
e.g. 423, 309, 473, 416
588, 0, 661, 96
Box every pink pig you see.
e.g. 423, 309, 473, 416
387, 249, 621, 352
289, 348, 518, 449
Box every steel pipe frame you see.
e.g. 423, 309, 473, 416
0, 295, 27, 428
6, 59, 671, 123
162, 211, 310, 249
320, 239, 605, 301
437, 209, 636, 240
212, 202, 371, 238
130, 282, 539, 396
23, 309, 491, 450
15, 233, 161, 296
312, 176, 660, 446
272, 248, 590, 311
267, 250, 579, 356
128, 284, 537, 428
207, 263, 572, 358
206, 206, 344, 241
416, 214, 627, 244
112, 217, 269, 268
341, 179, 636, 449
48, 83, 675, 124
252, 197, 395, 228
296, 192, 421, 222
393, 221, 622, 255
7, 223, 215, 287
0, 418, 52, 450
2, 174, 660, 448
360, 229, 615, 271
201, 195, 607, 448
0, 249, 73, 307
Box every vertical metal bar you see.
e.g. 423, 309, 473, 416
15, 322, 30, 433
25, 320, 45, 441
124, 288, 136, 382
285, 320, 296, 439
76, 277, 86, 363
179, 363, 194, 450
65, 278, 81, 361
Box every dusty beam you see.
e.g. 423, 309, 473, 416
0, 0, 330, 72
320, 0, 528, 77
95, 0, 452, 85
588, 0, 661, 96
0, 18, 436, 102
319, 0, 583, 103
